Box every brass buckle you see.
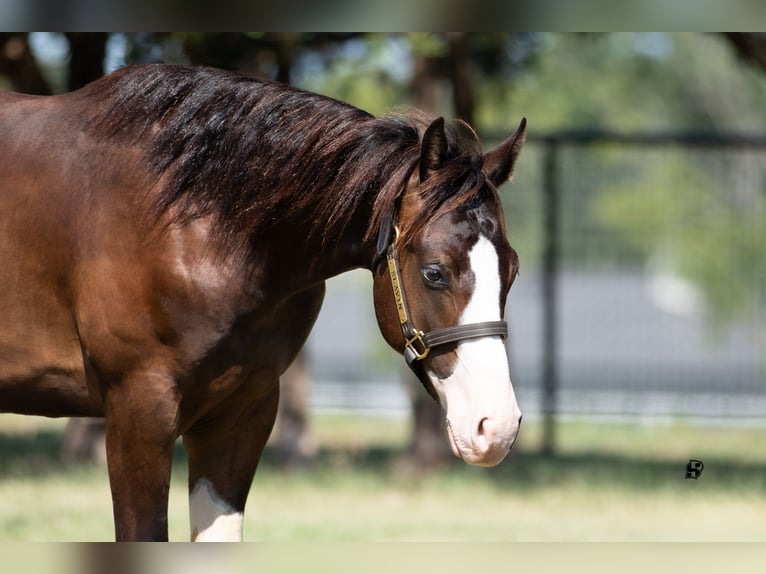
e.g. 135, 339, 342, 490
405, 330, 430, 361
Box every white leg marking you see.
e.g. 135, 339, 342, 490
189, 478, 244, 542
428, 235, 521, 466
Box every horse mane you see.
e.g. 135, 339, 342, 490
82, 64, 491, 254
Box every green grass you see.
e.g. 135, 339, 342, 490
0, 413, 764, 541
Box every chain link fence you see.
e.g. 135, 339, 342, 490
505, 131, 766, 450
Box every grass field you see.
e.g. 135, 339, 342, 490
0, 413, 764, 541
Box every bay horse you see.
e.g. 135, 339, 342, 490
0, 64, 525, 541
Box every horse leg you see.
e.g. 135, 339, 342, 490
102, 372, 180, 541
182, 374, 280, 542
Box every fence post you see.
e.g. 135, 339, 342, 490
541, 139, 560, 455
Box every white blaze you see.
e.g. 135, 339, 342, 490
189, 478, 244, 542
427, 235, 521, 466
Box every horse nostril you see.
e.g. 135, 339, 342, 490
477, 416, 490, 437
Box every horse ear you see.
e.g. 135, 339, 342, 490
483, 117, 527, 188
419, 117, 448, 182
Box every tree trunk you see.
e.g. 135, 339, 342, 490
402, 368, 453, 468
405, 35, 478, 467
411, 48, 442, 114
65, 33, 107, 91
61, 418, 107, 465
271, 352, 318, 467
446, 32, 475, 125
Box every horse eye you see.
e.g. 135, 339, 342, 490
421, 266, 446, 286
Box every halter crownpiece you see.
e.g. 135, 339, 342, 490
383, 224, 508, 372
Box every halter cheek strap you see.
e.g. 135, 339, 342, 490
384, 229, 508, 372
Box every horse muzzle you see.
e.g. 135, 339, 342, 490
446, 409, 522, 467
430, 335, 522, 467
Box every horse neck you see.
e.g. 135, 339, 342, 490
263, 194, 378, 287
254, 144, 418, 286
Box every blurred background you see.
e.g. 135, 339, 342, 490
0, 32, 764, 542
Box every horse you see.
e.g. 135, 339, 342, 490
0, 64, 525, 541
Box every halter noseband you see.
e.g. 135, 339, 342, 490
378, 217, 508, 374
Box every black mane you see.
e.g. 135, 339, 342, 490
82, 64, 489, 251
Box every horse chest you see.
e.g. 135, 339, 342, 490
161, 248, 324, 376
184, 285, 326, 377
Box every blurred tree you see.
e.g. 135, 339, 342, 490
406, 33, 467, 467
406, 32, 538, 465
0, 33, 51, 94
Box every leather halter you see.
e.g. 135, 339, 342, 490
377, 213, 508, 374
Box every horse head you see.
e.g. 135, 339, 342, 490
372, 116, 526, 467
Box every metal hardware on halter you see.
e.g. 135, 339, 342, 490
404, 330, 430, 363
